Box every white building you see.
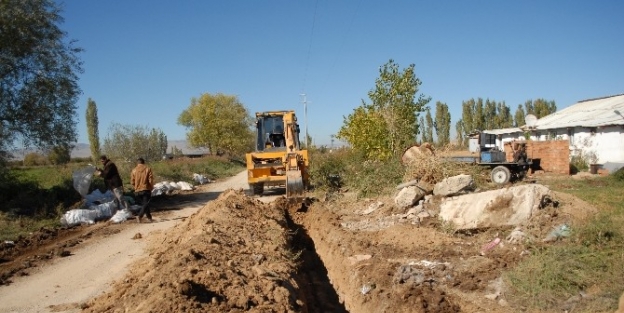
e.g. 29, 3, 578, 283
482, 94, 624, 169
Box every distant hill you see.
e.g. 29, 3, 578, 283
7, 141, 208, 161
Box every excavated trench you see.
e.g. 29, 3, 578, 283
281, 200, 348, 313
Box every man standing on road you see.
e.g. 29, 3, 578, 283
131, 157, 154, 223
96, 155, 129, 212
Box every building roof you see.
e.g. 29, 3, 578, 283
532, 94, 624, 129
483, 127, 523, 135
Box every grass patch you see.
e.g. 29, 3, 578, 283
309, 147, 403, 197
504, 174, 624, 312
0, 212, 61, 241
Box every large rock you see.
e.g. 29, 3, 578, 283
434, 174, 474, 196
439, 184, 550, 230
394, 186, 426, 209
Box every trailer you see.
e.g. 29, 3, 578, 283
448, 132, 532, 185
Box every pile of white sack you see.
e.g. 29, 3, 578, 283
151, 180, 194, 197
60, 166, 208, 227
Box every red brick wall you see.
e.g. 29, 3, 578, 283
504, 140, 570, 175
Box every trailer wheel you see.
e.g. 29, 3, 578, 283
251, 183, 264, 195
491, 166, 511, 185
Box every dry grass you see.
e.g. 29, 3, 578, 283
403, 145, 489, 186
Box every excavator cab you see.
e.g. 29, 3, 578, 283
246, 111, 309, 197
255, 115, 298, 150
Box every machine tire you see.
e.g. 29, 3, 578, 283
491, 166, 511, 185
251, 183, 264, 195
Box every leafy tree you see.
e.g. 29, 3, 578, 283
178, 93, 254, 157
460, 99, 476, 132
514, 104, 526, 127
102, 123, 168, 162
47, 144, 71, 165
337, 104, 389, 159
497, 102, 514, 128
23, 152, 48, 166
170, 146, 183, 158
524, 98, 556, 118
338, 60, 430, 159
455, 120, 464, 147
0, 0, 83, 156
434, 102, 451, 146
483, 99, 497, 130
424, 108, 434, 143
86, 98, 101, 162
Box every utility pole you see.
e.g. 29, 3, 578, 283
300, 93, 309, 148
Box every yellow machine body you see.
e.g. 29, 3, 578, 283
245, 110, 309, 197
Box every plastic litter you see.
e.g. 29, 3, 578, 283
543, 224, 571, 242
506, 227, 527, 244
72, 165, 96, 198
193, 173, 211, 184
360, 283, 376, 295
480, 238, 501, 255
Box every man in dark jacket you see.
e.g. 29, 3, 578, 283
96, 155, 129, 211
130, 157, 154, 223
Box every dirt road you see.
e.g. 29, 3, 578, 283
0, 170, 250, 313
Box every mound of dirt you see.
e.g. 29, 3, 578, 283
83, 189, 305, 313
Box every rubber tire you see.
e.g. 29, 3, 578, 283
251, 183, 264, 195
491, 166, 511, 185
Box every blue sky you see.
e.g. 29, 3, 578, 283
59, 0, 624, 146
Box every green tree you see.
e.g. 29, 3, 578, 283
337, 104, 389, 159
455, 120, 464, 147
419, 116, 427, 143
338, 60, 430, 159
483, 99, 497, 130
0, 0, 83, 156
523, 98, 556, 118
514, 104, 526, 127
422, 108, 434, 143
23, 152, 48, 166
47, 144, 71, 165
102, 123, 168, 162
434, 102, 451, 146
178, 93, 254, 157
86, 98, 101, 162
456, 98, 513, 144
497, 102, 514, 128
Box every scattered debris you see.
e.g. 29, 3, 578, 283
480, 238, 501, 255
543, 224, 571, 242
505, 227, 528, 244
192, 173, 211, 184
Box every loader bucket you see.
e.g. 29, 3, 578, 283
286, 170, 304, 198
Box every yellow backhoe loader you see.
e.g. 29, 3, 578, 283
245, 110, 309, 197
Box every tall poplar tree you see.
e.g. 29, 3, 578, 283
424, 108, 434, 143
524, 99, 557, 118
514, 104, 526, 127
86, 98, 100, 161
434, 102, 451, 146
